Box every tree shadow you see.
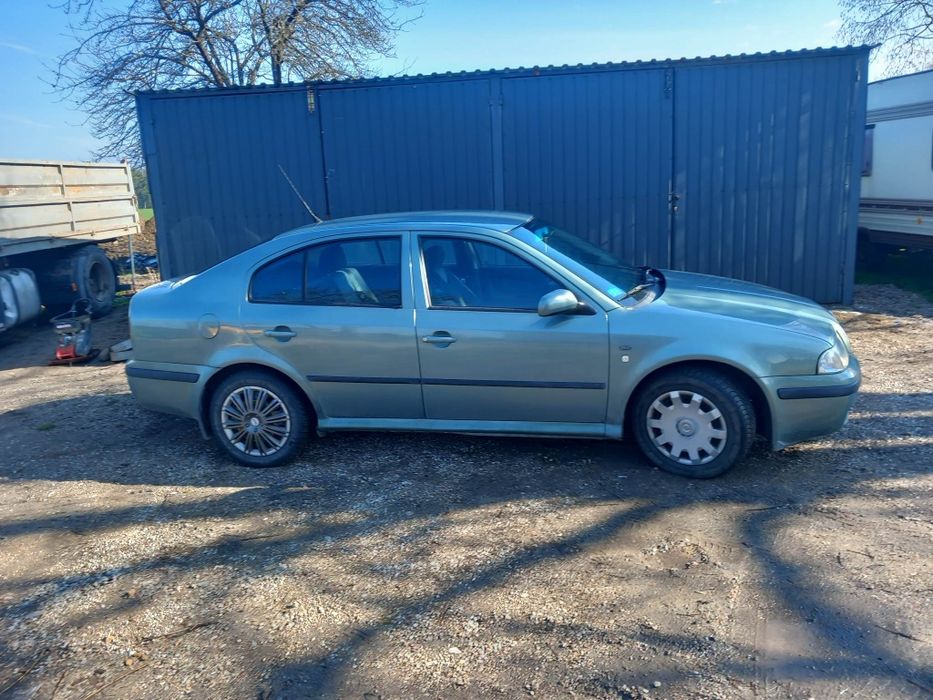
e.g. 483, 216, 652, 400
0, 389, 931, 698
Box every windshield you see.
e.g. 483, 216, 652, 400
514, 218, 643, 299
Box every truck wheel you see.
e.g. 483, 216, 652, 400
73, 245, 116, 317
29, 244, 117, 316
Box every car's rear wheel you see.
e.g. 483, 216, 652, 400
208, 371, 309, 467
631, 368, 755, 478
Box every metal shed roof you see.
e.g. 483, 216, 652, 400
136, 45, 871, 98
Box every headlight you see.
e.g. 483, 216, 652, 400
817, 334, 850, 374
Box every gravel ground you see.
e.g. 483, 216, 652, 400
0, 284, 930, 699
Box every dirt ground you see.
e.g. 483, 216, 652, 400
0, 285, 930, 699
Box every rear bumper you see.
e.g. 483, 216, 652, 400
762, 357, 861, 450
126, 360, 210, 424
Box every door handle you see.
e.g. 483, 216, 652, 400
422, 332, 456, 345
263, 326, 297, 341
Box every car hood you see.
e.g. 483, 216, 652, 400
657, 270, 838, 345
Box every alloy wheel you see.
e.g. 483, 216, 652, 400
220, 385, 292, 457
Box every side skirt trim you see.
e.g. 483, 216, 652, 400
317, 417, 613, 439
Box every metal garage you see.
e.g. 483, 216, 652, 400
137, 46, 869, 302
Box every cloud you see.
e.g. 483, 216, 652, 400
0, 40, 38, 55
823, 18, 842, 31
0, 113, 52, 129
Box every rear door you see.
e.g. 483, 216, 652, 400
240, 233, 423, 419
413, 232, 610, 426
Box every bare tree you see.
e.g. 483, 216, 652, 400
839, 0, 933, 75
52, 0, 421, 162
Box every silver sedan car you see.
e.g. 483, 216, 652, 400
127, 211, 860, 478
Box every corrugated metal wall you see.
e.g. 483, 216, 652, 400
672, 53, 866, 302
137, 47, 868, 302
136, 87, 326, 278
321, 80, 495, 216
500, 69, 673, 268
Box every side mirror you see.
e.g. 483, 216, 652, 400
538, 289, 580, 316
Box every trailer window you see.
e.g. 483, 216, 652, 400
862, 124, 874, 176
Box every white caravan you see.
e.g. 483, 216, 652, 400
859, 69, 933, 250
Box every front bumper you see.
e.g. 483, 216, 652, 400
761, 356, 861, 450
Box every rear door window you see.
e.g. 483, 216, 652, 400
306, 238, 402, 307
250, 237, 403, 307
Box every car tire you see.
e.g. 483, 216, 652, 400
208, 371, 310, 467
631, 368, 755, 478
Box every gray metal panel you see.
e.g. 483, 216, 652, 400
137, 87, 326, 278
318, 79, 495, 217
0, 159, 139, 255
672, 53, 866, 302
500, 69, 673, 267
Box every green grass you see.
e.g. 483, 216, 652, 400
855, 248, 933, 302
138, 208, 154, 222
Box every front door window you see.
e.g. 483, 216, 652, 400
420, 237, 561, 311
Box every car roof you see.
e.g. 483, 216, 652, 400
277, 210, 534, 238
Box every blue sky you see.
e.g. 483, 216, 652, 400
0, 0, 849, 162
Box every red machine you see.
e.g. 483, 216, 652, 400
49, 298, 97, 365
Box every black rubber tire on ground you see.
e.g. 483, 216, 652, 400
72, 245, 117, 317
29, 244, 116, 316
208, 371, 310, 468
631, 368, 756, 479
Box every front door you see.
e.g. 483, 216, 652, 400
413, 233, 610, 426
240, 233, 423, 419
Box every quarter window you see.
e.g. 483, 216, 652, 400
250, 249, 305, 304
421, 237, 561, 311
250, 237, 402, 307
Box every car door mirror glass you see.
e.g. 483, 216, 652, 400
538, 289, 579, 316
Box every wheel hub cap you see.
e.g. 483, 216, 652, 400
221, 386, 291, 457
676, 418, 696, 436
646, 390, 728, 466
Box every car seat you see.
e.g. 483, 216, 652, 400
315, 245, 379, 305
423, 245, 478, 307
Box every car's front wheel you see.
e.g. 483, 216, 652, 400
208, 371, 310, 467
631, 368, 755, 478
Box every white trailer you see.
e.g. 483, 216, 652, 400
0, 159, 140, 333
859, 69, 933, 250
